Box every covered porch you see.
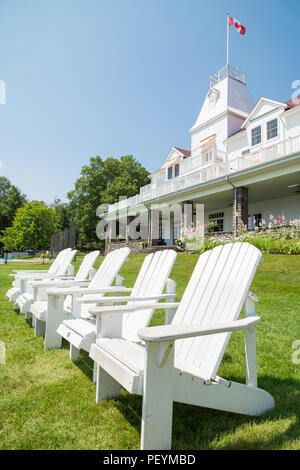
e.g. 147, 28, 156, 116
105, 154, 300, 252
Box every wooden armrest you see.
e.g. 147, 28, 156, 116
138, 316, 260, 342
77, 294, 175, 304
14, 273, 74, 280
247, 291, 259, 302
12, 270, 48, 274
46, 286, 132, 296
30, 280, 91, 288
89, 302, 180, 315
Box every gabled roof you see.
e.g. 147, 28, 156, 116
242, 97, 287, 128
173, 147, 191, 157
150, 146, 191, 176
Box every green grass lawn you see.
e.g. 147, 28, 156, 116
0, 253, 300, 450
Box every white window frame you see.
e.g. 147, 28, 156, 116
251, 125, 262, 146
266, 118, 278, 141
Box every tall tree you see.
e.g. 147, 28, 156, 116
0, 177, 27, 236
68, 155, 150, 248
1, 202, 60, 251
50, 197, 71, 230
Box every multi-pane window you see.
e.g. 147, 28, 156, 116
208, 212, 224, 232
251, 126, 261, 146
174, 163, 179, 177
267, 119, 278, 140
203, 149, 213, 164
167, 166, 173, 180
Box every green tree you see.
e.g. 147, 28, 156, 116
50, 198, 71, 230
68, 155, 150, 248
1, 202, 60, 251
0, 177, 27, 236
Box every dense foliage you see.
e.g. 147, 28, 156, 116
0, 177, 27, 245
67, 155, 150, 248
0, 202, 60, 251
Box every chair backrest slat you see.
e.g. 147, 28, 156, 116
122, 250, 177, 342
48, 248, 71, 274
63, 251, 100, 311
173, 243, 262, 380
56, 250, 77, 275
79, 248, 130, 316
75, 251, 100, 281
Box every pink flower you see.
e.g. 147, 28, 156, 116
278, 216, 282, 223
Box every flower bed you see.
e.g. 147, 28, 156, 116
175, 216, 300, 254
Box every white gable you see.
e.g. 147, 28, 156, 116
164, 147, 183, 164
242, 97, 287, 128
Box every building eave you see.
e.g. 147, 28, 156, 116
242, 97, 288, 128
106, 153, 300, 219
189, 109, 246, 135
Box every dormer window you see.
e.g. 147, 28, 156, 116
167, 167, 173, 180
267, 119, 278, 140
251, 125, 261, 146
174, 164, 179, 177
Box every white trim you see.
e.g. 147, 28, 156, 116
242, 97, 287, 128
190, 109, 247, 135
280, 105, 300, 119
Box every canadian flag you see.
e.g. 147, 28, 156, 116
228, 16, 246, 35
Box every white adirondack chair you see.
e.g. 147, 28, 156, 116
55, 250, 177, 367
31, 247, 131, 350
5, 248, 71, 302
14, 249, 77, 315
89, 242, 275, 450
29, 250, 100, 336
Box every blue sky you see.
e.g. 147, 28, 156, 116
0, 0, 299, 203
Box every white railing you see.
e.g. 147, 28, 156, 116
209, 65, 246, 88
107, 135, 300, 213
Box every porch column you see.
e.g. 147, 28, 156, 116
149, 207, 160, 246
105, 220, 112, 254
125, 216, 130, 244
181, 201, 193, 236
147, 208, 152, 246
233, 187, 248, 235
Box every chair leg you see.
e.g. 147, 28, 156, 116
141, 342, 174, 450
245, 326, 257, 387
70, 344, 80, 360
93, 362, 97, 383
44, 294, 65, 349
95, 365, 120, 403
25, 310, 32, 320
34, 318, 45, 336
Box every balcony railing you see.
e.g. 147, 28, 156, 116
107, 135, 300, 213
209, 65, 246, 88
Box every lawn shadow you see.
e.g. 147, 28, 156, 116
112, 374, 300, 450
72, 349, 95, 382
25, 317, 32, 328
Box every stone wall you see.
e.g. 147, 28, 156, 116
106, 240, 178, 254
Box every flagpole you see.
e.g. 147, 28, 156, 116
226, 13, 229, 66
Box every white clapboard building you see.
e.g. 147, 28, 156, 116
105, 64, 300, 250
